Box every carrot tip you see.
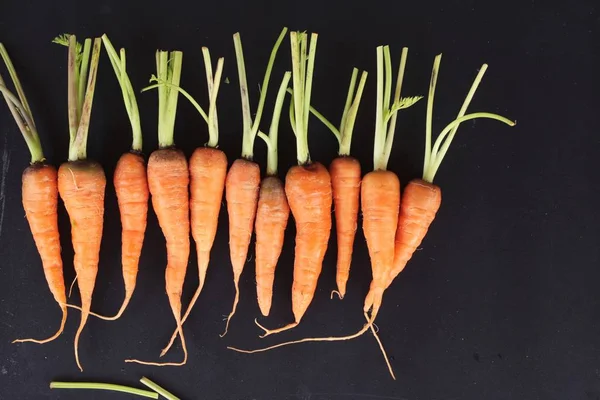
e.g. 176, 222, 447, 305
330, 290, 343, 300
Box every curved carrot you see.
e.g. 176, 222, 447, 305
125, 50, 190, 367
387, 55, 516, 287
151, 47, 226, 357
0, 43, 67, 344
221, 28, 288, 336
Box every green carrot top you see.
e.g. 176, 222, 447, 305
0, 43, 44, 163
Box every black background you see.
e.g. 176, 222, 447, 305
0, 0, 598, 399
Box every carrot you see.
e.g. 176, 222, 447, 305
297, 68, 368, 299
52, 34, 104, 371
229, 45, 422, 380
254, 31, 333, 337
67, 34, 148, 322
125, 49, 190, 367
220, 28, 288, 336
0, 43, 67, 344
386, 55, 516, 287
254, 70, 292, 316
151, 47, 226, 356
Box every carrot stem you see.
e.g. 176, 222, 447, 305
290, 31, 318, 165
77, 39, 92, 121
234, 27, 288, 160
382, 47, 407, 167
139, 377, 179, 400
339, 70, 367, 156
143, 81, 208, 123
423, 54, 441, 175
101, 34, 143, 152
156, 50, 183, 148
50, 382, 158, 399
202, 48, 224, 148
258, 71, 292, 176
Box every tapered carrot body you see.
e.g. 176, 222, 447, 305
190, 147, 227, 293
113, 152, 148, 314
361, 170, 399, 319
58, 160, 106, 371
387, 179, 441, 287
255, 176, 289, 316
222, 158, 260, 333
286, 162, 332, 323
147, 149, 189, 335
329, 156, 361, 298
21, 164, 67, 339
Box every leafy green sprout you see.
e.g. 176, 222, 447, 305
421, 55, 516, 183
101, 34, 143, 152
53, 34, 102, 161
289, 31, 318, 166
233, 27, 288, 160
373, 46, 424, 171
0, 43, 44, 163
142, 47, 224, 149
287, 67, 368, 157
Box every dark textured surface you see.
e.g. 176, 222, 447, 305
0, 0, 598, 399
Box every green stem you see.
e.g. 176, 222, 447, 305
0, 84, 43, 162
156, 50, 183, 148
0, 43, 33, 119
339, 70, 367, 156
423, 54, 441, 176
50, 382, 158, 399
290, 31, 318, 165
143, 81, 208, 123
69, 38, 101, 161
67, 35, 79, 149
423, 112, 516, 182
382, 47, 408, 167
140, 377, 179, 400
286, 88, 340, 143
264, 71, 292, 176
102, 34, 143, 152
203, 47, 224, 148
77, 39, 92, 122
339, 68, 358, 138
373, 45, 386, 170
235, 27, 288, 160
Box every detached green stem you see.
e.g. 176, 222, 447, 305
234, 27, 288, 160
50, 382, 158, 399
140, 377, 180, 400
101, 34, 143, 152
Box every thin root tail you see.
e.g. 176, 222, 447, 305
12, 305, 67, 345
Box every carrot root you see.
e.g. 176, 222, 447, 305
220, 279, 240, 338
255, 319, 298, 338
13, 305, 67, 344
330, 290, 342, 300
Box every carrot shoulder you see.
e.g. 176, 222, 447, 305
0, 43, 67, 345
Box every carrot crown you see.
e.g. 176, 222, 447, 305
373, 46, 423, 171
289, 31, 318, 165
0, 43, 44, 163
293, 67, 368, 157
53, 34, 102, 161
421, 55, 516, 183
143, 48, 223, 148
233, 27, 288, 160
257, 71, 292, 176
101, 34, 142, 152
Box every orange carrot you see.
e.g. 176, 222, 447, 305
255, 31, 334, 337
54, 35, 104, 371
386, 55, 516, 287
300, 68, 368, 298
154, 47, 226, 356
125, 50, 190, 366
70, 34, 149, 322
0, 43, 67, 344
230, 45, 422, 381
220, 28, 288, 336
254, 70, 292, 316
